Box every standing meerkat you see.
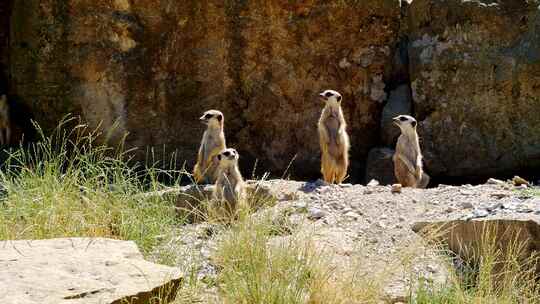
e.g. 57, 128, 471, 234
213, 148, 245, 208
0, 95, 10, 146
392, 115, 430, 188
193, 110, 226, 184
318, 89, 350, 184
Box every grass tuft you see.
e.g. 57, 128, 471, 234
0, 116, 183, 254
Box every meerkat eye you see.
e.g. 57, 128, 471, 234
324, 92, 333, 98
399, 116, 407, 122
204, 114, 212, 119
224, 151, 230, 157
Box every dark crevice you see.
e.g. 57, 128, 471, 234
0, 0, 12, 94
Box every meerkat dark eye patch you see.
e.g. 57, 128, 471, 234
204, 114, 212, 119
399, 116, 407, 122
324, 92, 333, 97
411, 121, 417, 128
223, 151, 230, 157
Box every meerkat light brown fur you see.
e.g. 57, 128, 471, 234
0, 95, 11, 146
392, 115, 430, 188
193, 110, 226, 184
213, 148, 245, 208
318, 89, 350, 184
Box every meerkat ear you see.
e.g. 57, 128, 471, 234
217, 114, 222, 122
337, 95, 342, 102
411, 121, 417, 128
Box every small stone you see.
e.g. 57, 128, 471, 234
486, 202, 503, 212
391, 184, 402, 194
503, 202, 516, 210
516, 205, 533, 213
398, 216, 406, 222
284, 192, 299, 201
426, 264, 438, 273
461, 201, 474, 209
490, 192, 509, 199
472, 209, 489, 218
517, 184, 528, 189
445, 206, 455, 213
338, 57, 351, 69
512, 176, 529, 186
293, 201, 308, 210
380, 214, 388, 220
487, 178, 505, 185
339, 183, 353, 188
363, 189, 373, 195
368, 179, 380, 187
344, 211, 360, 220
308, 208, 326, 220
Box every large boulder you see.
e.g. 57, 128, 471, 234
413, 218, 540, 275
407, 0, 540, 180
380, 84, 413, 146
0, 238, 182, 304
365, 147, 397, 185
9, 1, 401, 181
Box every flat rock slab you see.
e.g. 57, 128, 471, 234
0, 238, 182, 304
413, 218, 540, 273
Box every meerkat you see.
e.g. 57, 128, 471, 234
318, 89, 350, 184
193, 110, 226, 184
0, 95, 10, 146
213, 148, 245, 208
392, 115, 430, 188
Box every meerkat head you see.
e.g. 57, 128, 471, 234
319, 89, 342, 107
217, 148, 239, 168
200, 110, 224, 128
393, 115, 417, 133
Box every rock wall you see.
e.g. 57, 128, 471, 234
6, 0, 540, 183
9, 0, 401, 181
407, 0, 540, 180
0, 0, 11, 94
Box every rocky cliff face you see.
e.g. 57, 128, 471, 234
408, 0, 540, 180
0, 0, 11, 94
5, 0, 540, 183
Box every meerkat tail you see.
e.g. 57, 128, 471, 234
335, 162, 347, 184
418, 172, 430, 189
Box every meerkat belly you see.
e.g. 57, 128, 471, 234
222, 180, 238, 202
325, 116, 343, 156
393, 154, 417, 187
